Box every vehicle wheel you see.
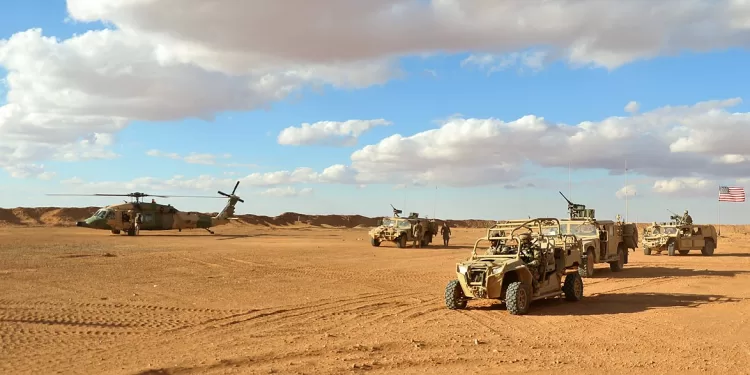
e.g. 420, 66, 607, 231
578, 249, 595, 278
678, 250, 689, 255
111, 229, 120, 234
370, 238, 381, 247
667, 241, 675, 256
505, 281, 531, 315
563, 273, 584, 302
702, 239, 715, 256
444, 280, 467, 310
643, 247, 652, 255
609, 245, 625, 272
127, 228, 135, 236
396, 235, 406, 248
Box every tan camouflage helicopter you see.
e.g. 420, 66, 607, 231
47, 181, 244, 236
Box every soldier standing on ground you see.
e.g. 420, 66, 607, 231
683, 210, 693, 225
440, 222, 451, 247
135, 213, 143, 235
412, 221, 423, 248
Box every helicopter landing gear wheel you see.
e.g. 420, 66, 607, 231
127, 228, 136, 236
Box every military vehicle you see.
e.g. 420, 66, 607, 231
47, 181, 244, 236
558, 192, 638, 278
368, 205, 438, 248
641, 214, 717, 256
444, 217, 584, 315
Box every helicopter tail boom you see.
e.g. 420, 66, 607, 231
212, 181, 244, 223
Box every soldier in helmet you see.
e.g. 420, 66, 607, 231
412, 221, 423, 248
682, 210, 693, 225
440, 222, 452, 247
519, 233, 542, 292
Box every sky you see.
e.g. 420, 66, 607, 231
1, 1, 750, 223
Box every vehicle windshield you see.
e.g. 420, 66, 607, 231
382, 218, 395, 227
664, 227, 677, 234
563, 223, 597, 236
396, 220, 412, 229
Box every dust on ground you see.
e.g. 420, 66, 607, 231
1, 224, 749, 375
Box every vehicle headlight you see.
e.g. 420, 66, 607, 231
457, 265, 468, 274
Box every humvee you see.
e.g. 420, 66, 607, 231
641, 216, 717, 256
558, 192, 638, 278
444, 217, 584, 315
368, 205, 438, 248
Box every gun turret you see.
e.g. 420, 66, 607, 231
667, 209, 685, 225
390, 204, 402, 217
559, 191, 595, 219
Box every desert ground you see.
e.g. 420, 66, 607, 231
2, 214, 750, 375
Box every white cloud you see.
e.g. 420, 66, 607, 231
58, 164, 356, 195
277, 119, 392, 146
615, 184, 638, 199
145, 149, 232, 165
1, 0, 749, 178
652, 177, 714, 196
259, 186, 314, 198
348, 98, 750, 187
460, 50, 549, 74
625, 101, 640, 114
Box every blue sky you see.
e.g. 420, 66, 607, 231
2, 1, 750, 223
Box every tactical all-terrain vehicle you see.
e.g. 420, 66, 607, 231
641, 215, 717, 256
444, 218, 584, 315
368, 205, 438, 248
558, 192, 639, 278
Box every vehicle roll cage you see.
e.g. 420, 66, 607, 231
470, 217, 579, 259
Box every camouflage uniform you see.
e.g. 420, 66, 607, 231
413, 222, 423, 248
519, 234, 541, 292
440, 223, 451, 246
683, 210, 693, 225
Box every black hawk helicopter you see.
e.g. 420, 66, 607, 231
47, 181, 244, 236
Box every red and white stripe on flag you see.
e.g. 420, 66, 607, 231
718, 186, 745, 202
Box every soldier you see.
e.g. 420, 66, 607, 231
412, 221, 423, 248
519, 233, 541, 292
135, 213, 143, 235
440, 222, 452, 247
683, 210, 693, 225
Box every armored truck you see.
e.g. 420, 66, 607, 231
641, 217, 717, 256
558, 192, 638, 278
444, 218, 584, 315
368, 205, 438, 248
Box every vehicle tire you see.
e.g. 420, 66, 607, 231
505, 281, 531, 315
370, 238, 380, 247
127, 228, 135, 236
678, 250, 689, 255
667, 241, 675, 256
563, 273, 584, 302
111, 229, 120, 234
609, 245, 625, 272
578, 249, 595, 278
396, 235, 406, 248
702, 239, 715, 256
643, 247, 652, 255
444, 280, 467, 310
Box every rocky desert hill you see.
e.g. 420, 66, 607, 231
1, 206, 748, 234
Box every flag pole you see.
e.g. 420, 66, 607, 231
433, 185, 437, 219
717, 185, 721, 236
625, 159, 628, 222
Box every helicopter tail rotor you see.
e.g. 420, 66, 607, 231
217, 180, 244, 203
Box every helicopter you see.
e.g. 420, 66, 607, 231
47, 181, 245, 236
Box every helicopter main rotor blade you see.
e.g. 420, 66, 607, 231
232, 181, 240, 195
46, 193, 135, 197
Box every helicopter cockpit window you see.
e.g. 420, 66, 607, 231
94, 209, 107, 219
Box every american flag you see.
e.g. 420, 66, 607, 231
718, 186, 745, 202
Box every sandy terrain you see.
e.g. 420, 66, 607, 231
2, 220, 750, 375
